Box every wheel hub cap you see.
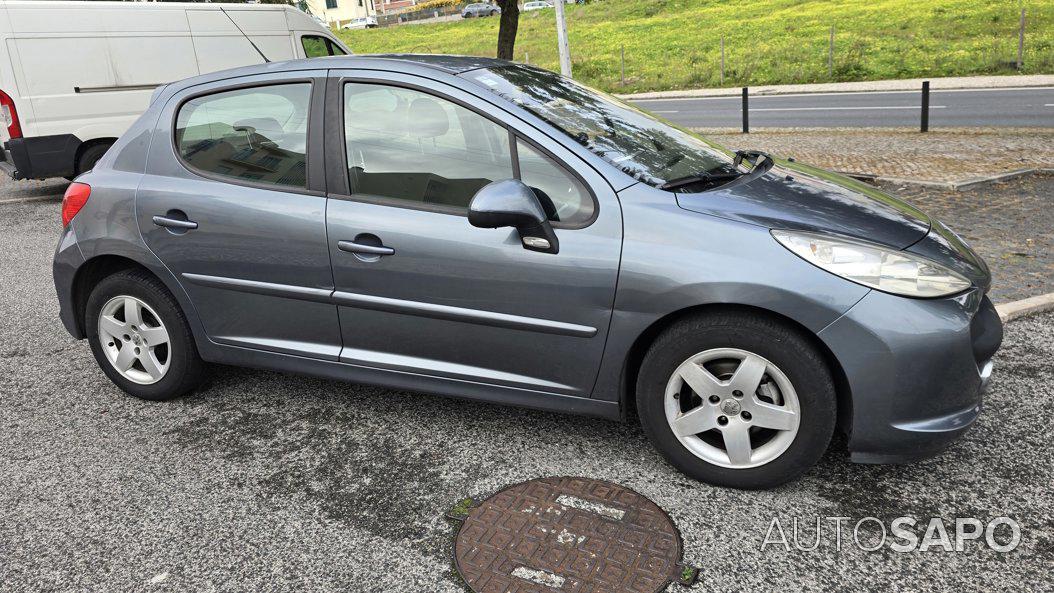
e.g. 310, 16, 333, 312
663, 348, 801, 469
97, 295, 171, 385
721, 399, 741, 416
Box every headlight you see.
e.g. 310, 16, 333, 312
772, 230, 971, 298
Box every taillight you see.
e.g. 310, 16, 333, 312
62, 182, 91, 227
0, 89, 21, 139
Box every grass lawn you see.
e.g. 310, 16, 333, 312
336, 0, 1054, 94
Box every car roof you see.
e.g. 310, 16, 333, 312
160, 54, 513, 95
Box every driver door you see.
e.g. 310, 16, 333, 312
323, 72, 623, 397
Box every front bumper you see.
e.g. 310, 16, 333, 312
819, 289, 1002, 464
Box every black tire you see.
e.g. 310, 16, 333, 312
85, 269, 205, 401
76, 142, 112, 176
636, 311, 836, 489
490, 10, 497, 15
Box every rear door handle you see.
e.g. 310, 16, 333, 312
337, 240, 394, 256
152, 215, 198, 230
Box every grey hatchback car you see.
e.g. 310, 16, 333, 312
54, 56, 1002, 489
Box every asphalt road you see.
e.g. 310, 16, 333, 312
631, 87, 1054, 128
1, 179, 1052, 592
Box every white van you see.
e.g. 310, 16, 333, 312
0, 1, 349, 181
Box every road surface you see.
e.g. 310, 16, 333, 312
630, 87, 1054, 128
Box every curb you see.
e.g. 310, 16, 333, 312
843, 168, 1054, 191
996, 293, 1054, 323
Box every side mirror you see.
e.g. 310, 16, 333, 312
468, 179, 559, 254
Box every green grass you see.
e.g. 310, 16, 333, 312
337, 0, 1054, 93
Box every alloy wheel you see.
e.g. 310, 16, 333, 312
664, 348, 800, 469
97, 295, 171, 385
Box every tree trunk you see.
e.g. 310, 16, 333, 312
495, 0, 520, 60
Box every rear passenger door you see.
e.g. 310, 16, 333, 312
323, 71, 623, 398
137, 71, 342, 360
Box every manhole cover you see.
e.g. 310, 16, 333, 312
451, 477, 697, 592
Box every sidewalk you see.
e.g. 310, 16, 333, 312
702, 127, 1054, 185
620, 74, 1054, 100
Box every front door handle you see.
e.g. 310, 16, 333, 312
337, 240, 394, 256
152, 216, 198, 230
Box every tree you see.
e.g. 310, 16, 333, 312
495, 0, 520, 60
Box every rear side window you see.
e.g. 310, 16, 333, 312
175, 83, 312, 188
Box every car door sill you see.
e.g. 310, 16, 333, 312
199, 340, 620, 421
338, 346, 578, 393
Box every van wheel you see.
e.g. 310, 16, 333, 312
75, 142, 112, 176
85, 269, 205, 401
636, 311, 836, 489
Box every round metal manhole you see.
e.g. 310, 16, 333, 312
452, 476, 696, 593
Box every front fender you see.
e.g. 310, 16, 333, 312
592, 183, 870, 403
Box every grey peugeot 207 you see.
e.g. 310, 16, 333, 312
53, 55, 1002, 489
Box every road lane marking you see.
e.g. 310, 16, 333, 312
749, 105, 946, 111
631, 87, 1054, 102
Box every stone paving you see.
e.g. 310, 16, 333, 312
879, 173, 1054, 303
702, 127, 1054, 184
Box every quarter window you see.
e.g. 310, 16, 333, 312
343, 83, 513, 210
175, 83, 312, 188
517, 139, 593, 226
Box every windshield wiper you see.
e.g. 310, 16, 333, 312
733, 149, 771, 169
659, 170, 744, 191
659, 150, 773, 191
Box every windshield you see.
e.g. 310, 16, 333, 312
462, 64, 736, 188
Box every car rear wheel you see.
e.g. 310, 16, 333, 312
636, 311, 836, 489
85, 269, 205, 401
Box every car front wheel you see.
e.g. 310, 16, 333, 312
85, 269, 205, 401
636, 311, 836, 489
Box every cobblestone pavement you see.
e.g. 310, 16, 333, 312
879, 173, 1054, 303
703, 128, 1054, 184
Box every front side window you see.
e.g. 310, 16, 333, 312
175, 83, 311, 188
463, 64, 736, 189
343, 83, 513, 210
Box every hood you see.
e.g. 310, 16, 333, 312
675, 158, 931, 249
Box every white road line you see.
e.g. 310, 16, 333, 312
651, 110, 680, 113
750, 105, 946, 111
632, 87, 1054, 102
1045, 103, 1054, 107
